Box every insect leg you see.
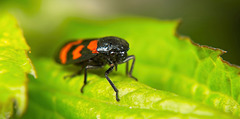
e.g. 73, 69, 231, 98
80, 65, 104, 93
105, 64, 120, 101
123, 55, 137, 81
125, 61, 129, 75
80, 67, 87, 93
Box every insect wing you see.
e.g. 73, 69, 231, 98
56, 39, 99, 64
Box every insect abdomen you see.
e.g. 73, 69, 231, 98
56, 39, 99, 65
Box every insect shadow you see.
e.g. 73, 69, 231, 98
61, 65, 121, 82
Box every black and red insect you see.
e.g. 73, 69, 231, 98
55, 36, 137, 101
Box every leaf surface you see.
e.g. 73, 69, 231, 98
58, 18, 240, 117
22, 59, 233, 119
0, 13, 34, 118
22, 17, 239, 118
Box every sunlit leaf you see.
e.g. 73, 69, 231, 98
22, 17, 239, 118
22, 59, 233, 118
58, 18, 240, 117
0, 13, 35, 118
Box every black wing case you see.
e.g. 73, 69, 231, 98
56, 39, 98, 65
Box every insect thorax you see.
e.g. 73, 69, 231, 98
96, 36, 129, 64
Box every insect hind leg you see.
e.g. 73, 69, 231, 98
80, 65, 104, 93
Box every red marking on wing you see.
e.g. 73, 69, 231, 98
59, 40, 83, 64
87, 40, 98, 53
72, 45, 85, 60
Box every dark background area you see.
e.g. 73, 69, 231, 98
1, 0, 239, 65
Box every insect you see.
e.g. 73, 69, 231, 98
55, 36, 137, 101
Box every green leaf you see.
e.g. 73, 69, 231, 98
23, 59, 233, 118
50, 18, 240, 117
0, 13, 35, 118
22, 17, 239, 118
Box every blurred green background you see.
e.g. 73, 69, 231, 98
1, 0, 239, 65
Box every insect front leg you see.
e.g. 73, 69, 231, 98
105, 64, 120, 101
80, 65, 103, 93
123, 55, 137, 81
126, 61, 129, 76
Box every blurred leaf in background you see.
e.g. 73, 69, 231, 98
0, 13, 35, 118
1, 0, 239, 65
0, 0, 41, 14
